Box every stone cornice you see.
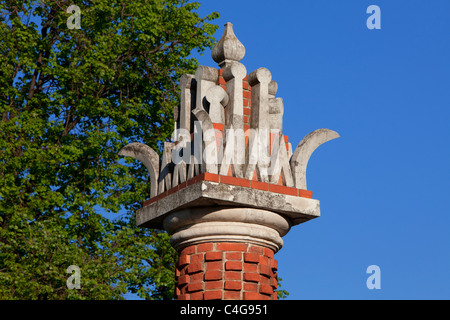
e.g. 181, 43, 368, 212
136, 174, 320, 230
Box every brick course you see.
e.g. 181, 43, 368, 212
174, 242, 278, 300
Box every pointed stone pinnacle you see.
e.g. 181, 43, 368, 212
212, 22, 246, 68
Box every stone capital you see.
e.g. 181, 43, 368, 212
163, 207, 290, 252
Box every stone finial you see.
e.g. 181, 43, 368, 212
212, 22, 246, 68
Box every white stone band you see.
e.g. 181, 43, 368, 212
163, 207, 291, 252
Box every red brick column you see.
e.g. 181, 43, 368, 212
175, 242, 278, 300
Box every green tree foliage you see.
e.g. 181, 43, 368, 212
0, 0, 218, 299
277, 277, 289, 300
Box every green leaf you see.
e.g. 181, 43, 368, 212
0, 0, 219, 300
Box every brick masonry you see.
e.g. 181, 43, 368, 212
175, 242, 278, 300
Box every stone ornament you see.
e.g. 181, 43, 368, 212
119, 22, 339, 253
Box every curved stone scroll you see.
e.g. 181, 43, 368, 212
290, 129, 340, 190
119, 143, 160, 198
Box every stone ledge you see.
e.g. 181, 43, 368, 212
143, 172, 313, 207
136, 178, 320, 229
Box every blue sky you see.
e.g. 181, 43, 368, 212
192, 0, 450, 299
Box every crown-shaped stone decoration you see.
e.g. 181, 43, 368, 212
119, 23, 339, 253
212, 22, 246, 68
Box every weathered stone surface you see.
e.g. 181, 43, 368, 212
120, 23, 338, 259
205, 85, 228, 124
290, 128, 340, 190
158, 142, 174, 194
211, 22, 246, 68
191, 108, 218, 174
269, 135, 294, 187
120, 23, 339, 199
118, 143, 159, 198
117, 21, 341, 302
136, 180, 320, 230
163, 207, 290, 252
178, 74, 195, 133
194, 65, 218, 113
